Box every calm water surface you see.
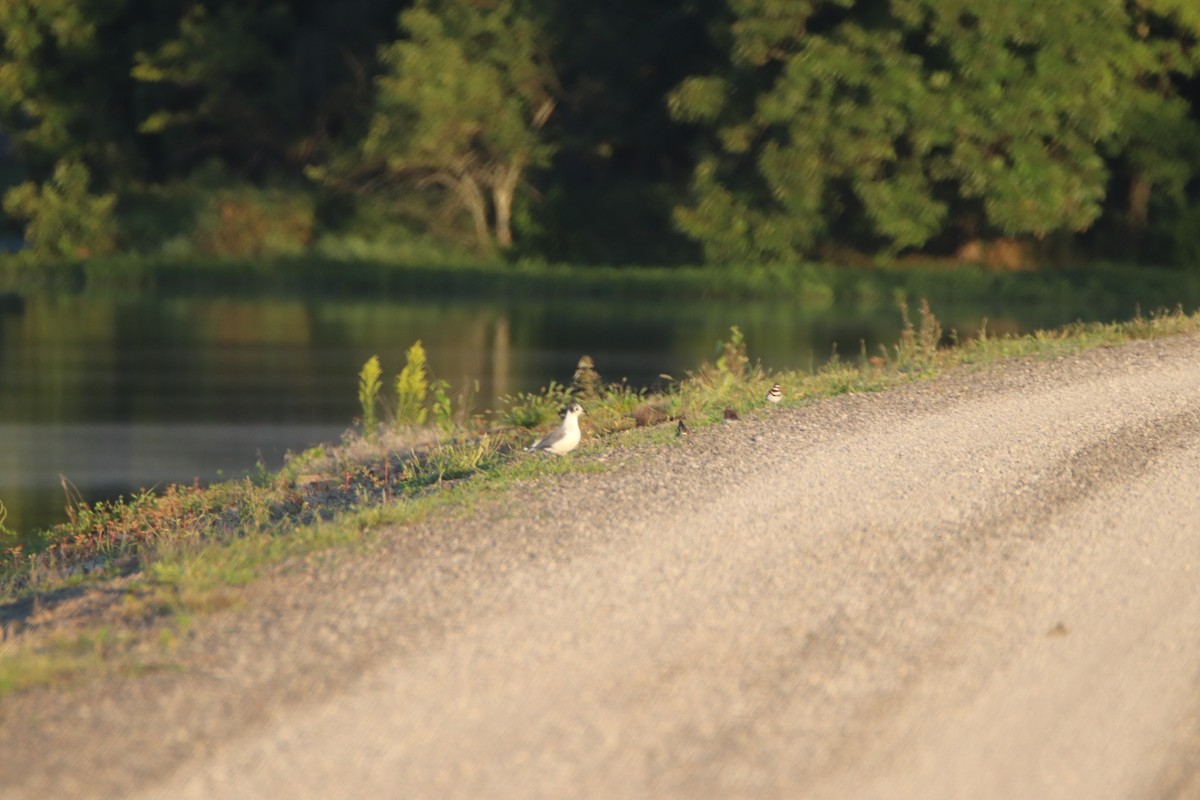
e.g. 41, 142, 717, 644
0, 290, 1147, 536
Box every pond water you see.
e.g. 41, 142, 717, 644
0, 288, 1162, 537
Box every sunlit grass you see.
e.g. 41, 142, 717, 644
0, 639, 103, 695
1, 301, 1198, 695
0, 626, 167, 695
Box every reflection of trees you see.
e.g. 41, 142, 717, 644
309, 302, 518, 415
1, 504, 27, 548
0, 481, 24, 548
492, 316, 511, 403
194, 299, 317, 421
0, 296, 119, 424
1, 487, 78, 547
420, 310, 514, 414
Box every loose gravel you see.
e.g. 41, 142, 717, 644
2, 333, 1199, 800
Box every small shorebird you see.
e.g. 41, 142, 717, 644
525, 403, 584, 456
723, 407, 739, 423
766, 383, 783, 405
572, 355, 601, 396
676, 418, 689, 437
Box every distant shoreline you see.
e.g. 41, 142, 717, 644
3, 255, 1200, 313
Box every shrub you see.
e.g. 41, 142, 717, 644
893, 296, 943, 372
431, 379, 454, 434
191, 186, 314, 257
2, 160, 117, 258
715, 324, 749, 380
499, 381, 575, 429
116, 183, 204, 255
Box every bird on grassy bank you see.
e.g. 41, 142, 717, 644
525, 403, 584, 456
572, 355, 601, 398
723, 407, 739, 423
676, 418, 689, 437
766, 383, 783, 405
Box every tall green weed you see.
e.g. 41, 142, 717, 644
358, 355, 383, 437
396, 341, 430, 425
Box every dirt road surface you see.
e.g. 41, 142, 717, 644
3, 334, 1200, 799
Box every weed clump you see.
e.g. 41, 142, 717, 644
500, 381, 576, 429
892, 296, 943, 373
357, 355, 384, 437
396, 342, 430, 426
717, 324, 750, 380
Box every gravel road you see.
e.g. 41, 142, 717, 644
3, 334, 1200, 799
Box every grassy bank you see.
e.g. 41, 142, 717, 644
2, 303, 1200, 695
3, 253, 1200, 313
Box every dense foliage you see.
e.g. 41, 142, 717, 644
1, 0, 1199, 266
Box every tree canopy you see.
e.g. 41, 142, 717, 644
362, 0, 557, 252
670, 0, 1200, 262
1, 0, 1200, 266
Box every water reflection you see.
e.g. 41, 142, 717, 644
0, 291, 1142, 536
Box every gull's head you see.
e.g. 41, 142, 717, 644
565, 403, 584, 418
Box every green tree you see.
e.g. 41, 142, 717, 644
131, 1, 398, 181
531, 0, 724, 264
2, 159, 117, 257
361, 0, 558, 252
0, 0, 397, 185
1099, 0, 1200, 252
669, 0, 1198, 263
0, 0, 165, 184
132, 5, 302, 172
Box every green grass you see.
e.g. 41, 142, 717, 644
1, 302, 1199, 696
0, 626, 148, 695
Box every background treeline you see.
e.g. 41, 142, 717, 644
1, 0, 1199, 269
